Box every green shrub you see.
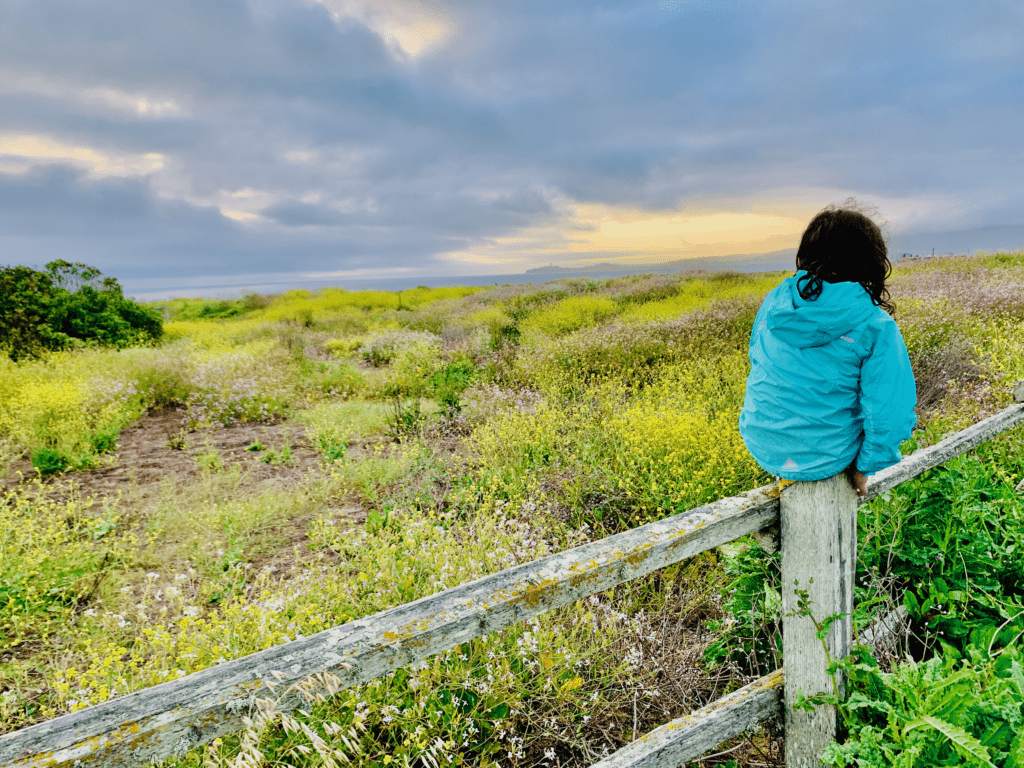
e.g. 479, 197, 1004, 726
820, 640, 1024, 767
0, 260, 163, 360
0, 267, 70, 361
427, 358, 479, 414
30, 448, 69, 477
859, 444, 1024, 655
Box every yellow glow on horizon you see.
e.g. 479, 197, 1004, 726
566, 204, 806, 257
440, 198, 819, 270
313, 0, 452, 57
0, 133, 165, 177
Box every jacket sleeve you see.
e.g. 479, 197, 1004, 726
857, 320, 918, 475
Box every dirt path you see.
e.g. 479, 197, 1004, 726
5, 408, 339, 504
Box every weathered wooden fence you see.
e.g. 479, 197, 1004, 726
3, 384, 1023, 768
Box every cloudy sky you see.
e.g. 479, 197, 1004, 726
1, 0, 1022, 298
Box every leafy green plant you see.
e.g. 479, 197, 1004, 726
364, 508, 394, 537
813, 639, 1024, 767
30, 447, 69, 477
90, 425, 118, 454
795, 433, 1024, 765
858, 447, 1024, 657
704, 542, 781, 675
427, 358, 479, 415
386, 396, 423, 438
196, 449, 224, 473
320, 440, 347, 462
260, 444, 296, 466
786, 581, 850, 706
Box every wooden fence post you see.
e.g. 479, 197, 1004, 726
780, 472, 857, 767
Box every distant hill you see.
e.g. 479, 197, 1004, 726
525, 248, 798, 275
522, 225, 1024, 278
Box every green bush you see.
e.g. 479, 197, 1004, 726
859, 441, 1024, 656
820, 640, 1024, 767
0, 267, 72, 361
169, 299, 248, 321
0, 260, 163, 360
30, 448, 69, 477
427, 358, 479, 415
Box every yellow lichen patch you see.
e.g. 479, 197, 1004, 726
621, 541, 656, 567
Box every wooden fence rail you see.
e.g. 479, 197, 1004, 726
3, 390, 1023, 768
590, 608, 909, 768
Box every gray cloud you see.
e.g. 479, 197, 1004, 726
1, 0, 1022, 295
261, 200, 351, 227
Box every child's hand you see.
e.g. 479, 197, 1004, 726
845, 462, 867, 498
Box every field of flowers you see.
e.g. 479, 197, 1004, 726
2, 256, 1024, 767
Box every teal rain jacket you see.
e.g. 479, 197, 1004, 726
739, 271, 917, 480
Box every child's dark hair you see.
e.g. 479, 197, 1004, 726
795, 202, 895, 316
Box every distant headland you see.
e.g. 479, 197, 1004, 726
524, 249, 799, 275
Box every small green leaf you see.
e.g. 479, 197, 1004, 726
904, 591, 920, 615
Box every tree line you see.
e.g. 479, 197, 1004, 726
0, 260, 163, 361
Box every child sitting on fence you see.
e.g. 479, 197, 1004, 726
739, 203, 918, 497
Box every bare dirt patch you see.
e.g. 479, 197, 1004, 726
3, 408, 368, 577
7, 408, 328, 498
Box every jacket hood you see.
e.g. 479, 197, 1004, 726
766, 271, 877, 348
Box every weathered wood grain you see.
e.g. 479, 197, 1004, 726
864, 402, 1024, 503
0, 485, 781, 768
590, 670, 784, 768
781, 474, 857, 768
